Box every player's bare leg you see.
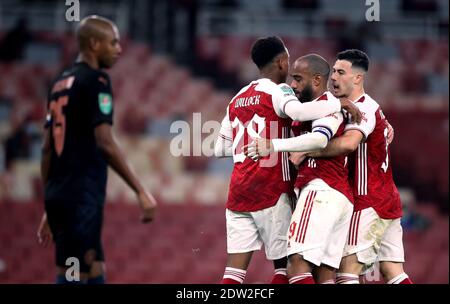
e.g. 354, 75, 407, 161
270, 257, 288, 284
314, 264, 336, 284
286, 254, 315, 284
336, 254, 364, 284
88, 261, 106, 284
380, 261, 412, 284
221, 252, 253, 284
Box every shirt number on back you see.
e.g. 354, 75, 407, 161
49, 96, 69, 156
231, 114, 265, 163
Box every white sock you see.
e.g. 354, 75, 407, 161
336, 272, 360, 284
289, 272, 313, 284
223, 267, 246, 283
274, 268, 287, 276
387, 273, 409, 284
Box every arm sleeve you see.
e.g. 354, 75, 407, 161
311, 112, 344, 141
214, 107, 233, 157
272, 112, 343, 152
271, 83, 300, 118
272, 132, 328, 152
283, 98, 341, 122
344, 104, 375, 140
87, 73, 114, 127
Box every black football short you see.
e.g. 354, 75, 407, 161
45, 199, 104, 273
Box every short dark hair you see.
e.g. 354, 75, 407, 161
336, 49, 369, 72
297, 54, 330, 79
251, 36, 286, 69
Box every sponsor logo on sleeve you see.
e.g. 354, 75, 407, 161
98, 93, 113, 115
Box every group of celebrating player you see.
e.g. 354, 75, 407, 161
215, 36, 413, 284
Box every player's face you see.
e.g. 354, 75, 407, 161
290, 61, 314, 102
98, 25, 122, 69
330, 60, 354, 98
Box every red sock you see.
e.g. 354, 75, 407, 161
289, 273, 315, 284
271, 271, 288, 284
221, 267, 246, 284
399, 277, 413, 284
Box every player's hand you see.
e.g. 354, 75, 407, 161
37, 213, 52, 247
289, 152, 307, 166
137, 190, 157, 223
340, 98, 362, 124
242, 138, 274, 161
386, 120, 394, 145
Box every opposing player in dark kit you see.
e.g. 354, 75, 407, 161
37, 15, 157, 284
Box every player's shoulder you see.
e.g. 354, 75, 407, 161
316, 91, 339, 102
254, 78, 295, 97
312, 93, 343, 125
356, 94, 380, 111
229, 81, 255, 105
71, 62, 111, 87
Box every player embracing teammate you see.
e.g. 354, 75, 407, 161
214, 37, 361, 284
236, 48, 412, 284
306, 50, 413, 284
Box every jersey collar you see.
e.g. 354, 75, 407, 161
351, 94, 366, 103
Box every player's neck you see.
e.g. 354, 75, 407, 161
312, 86, 328, 100
77, 53, 100, 70
259, 70, 283, 84
348, 87, 365, 102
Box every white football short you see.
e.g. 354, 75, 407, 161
226, 193, 294, 260
343, 207, 405, 272
287, 180, 354, 269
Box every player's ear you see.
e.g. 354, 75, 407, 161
313, 74, 321, 87
276, 56, 283, 70
354, 73, 364, 85
89, 37, 101, 51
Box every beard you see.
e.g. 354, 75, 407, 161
297, 83, 314, 103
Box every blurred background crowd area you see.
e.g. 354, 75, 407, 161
0, 0, 448, 283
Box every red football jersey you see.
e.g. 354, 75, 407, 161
219, 78, 297, 212
345, 94, 402, 219
293, 92, 354, 204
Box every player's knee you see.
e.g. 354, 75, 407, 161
339, 254, 363, 275
315, 265, 336, 283
380, 261, 404, 280
273, 257, 287, 270
287, 254, 311, 278
226, 252, 253, 270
